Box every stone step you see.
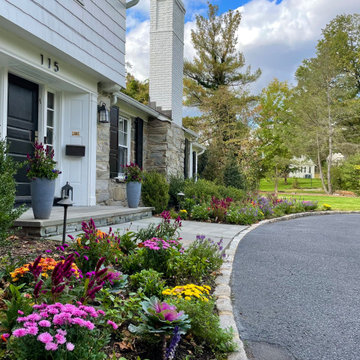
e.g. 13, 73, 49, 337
14, 206, 153, 239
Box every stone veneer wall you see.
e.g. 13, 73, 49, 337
145, 119, 185, 178
96, 117, 150, 206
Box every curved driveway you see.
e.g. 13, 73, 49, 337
231, 214, 360, 360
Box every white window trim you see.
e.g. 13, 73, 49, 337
116, 114, 131, 180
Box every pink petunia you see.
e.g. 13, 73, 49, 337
66, 342, 75, 351
37, 332, 53, 344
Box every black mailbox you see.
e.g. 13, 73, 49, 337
65, 145, 85, 157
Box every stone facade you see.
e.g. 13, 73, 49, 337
146, 119, 185, 178
96, 113, 185, 206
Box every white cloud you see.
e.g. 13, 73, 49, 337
126, 0, 359, 92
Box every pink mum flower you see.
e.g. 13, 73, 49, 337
66, 342, 75, 351
12, 328, 27, 337
45, 342, 58, 351
39, 320, 51, 327
55, 333, 66, 345
26, 326, 39, 336
37, 332, 53, 344
107, 320, 118, 330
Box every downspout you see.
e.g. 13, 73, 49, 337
126, 0, 140, 9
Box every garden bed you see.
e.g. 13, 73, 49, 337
0, 214, 235, 360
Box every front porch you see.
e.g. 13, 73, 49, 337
14, 206, 153, 239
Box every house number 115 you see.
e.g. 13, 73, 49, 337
40, 54, 59, 72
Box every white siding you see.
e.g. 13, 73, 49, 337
0, 0, 126, 86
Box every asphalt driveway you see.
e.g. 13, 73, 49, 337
231, 214, 360, 360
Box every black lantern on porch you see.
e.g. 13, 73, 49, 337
58, 182, 74, 245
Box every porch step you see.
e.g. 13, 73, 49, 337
13, 206, 154, 239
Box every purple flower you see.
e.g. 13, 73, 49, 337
83, 255, 89, 261
66, 342, 75, 351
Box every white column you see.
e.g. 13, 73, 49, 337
88, 92, 98, 206
189, 142, 193, 178
0, 68, 8, 140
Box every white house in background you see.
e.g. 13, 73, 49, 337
0, 0, 202, 207
289, 156, 316, 178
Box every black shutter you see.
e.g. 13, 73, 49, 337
184, 138, 190, 179
109, 106, 119, 178
135, 117, 144, 168
192, 151, 196, 177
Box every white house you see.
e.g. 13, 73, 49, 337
289, 156, 316, 178
0, 0, 202, 207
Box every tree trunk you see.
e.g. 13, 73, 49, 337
316, 134, 329, 194
274, 166, 279, 195
326, 88, 333, 194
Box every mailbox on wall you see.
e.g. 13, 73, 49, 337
65, 145, 85, 157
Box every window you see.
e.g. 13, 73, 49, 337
45, 92, 55, 152
117, 115, 130, 176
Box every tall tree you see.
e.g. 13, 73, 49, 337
121, 73, 149, 105
183, 2, 261, 184
255, 79, 293, 194
291, 47, 356, 194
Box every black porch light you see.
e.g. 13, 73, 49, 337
98, 101, 109, 123
58, 182, 74, 245
177, 192, 185, 211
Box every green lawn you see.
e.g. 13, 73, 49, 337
283, 194, 360, 211
260, 178, 324, 193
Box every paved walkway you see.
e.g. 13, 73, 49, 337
231, 214, 360, 360
49, 217, 248, 249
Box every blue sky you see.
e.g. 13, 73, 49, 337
126, 0, 359, 101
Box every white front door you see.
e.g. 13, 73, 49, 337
60, 93, 96, 206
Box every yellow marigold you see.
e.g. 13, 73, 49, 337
162, 284, 211, 302
180, 209, 187, 213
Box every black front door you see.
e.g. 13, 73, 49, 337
7, 73, 39, 202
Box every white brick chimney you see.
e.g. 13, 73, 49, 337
149, 0, 185, 126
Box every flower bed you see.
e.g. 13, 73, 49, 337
0, 214, 235, 360
171, 194, 319, 225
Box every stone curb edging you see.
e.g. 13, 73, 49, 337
215, 210, 360, 360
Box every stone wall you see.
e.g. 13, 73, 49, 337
96, 112, 185, 206
145, 119, 185, 179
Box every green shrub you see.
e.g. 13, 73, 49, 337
0, 140, 25, 242
141, 171, 170, 213
218, 185, 246, 202
337, 154, 360, 195
171, 298, 237, 354
191, 204, 210, 221
184, 179, 221, 203
170, 236, 224, 283
226, 205, 263, 225
223, 157, 247, 190
129, 269, 166, 298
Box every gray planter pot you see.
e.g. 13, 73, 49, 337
31, 178, 55, 219
126, 181, 142, 208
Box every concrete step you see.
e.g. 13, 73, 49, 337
14, 206, 153, 239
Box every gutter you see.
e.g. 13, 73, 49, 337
126, 0, 140, 9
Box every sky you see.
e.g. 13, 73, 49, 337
126, 0, 359, 104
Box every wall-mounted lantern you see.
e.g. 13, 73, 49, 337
98, 102, 109, 123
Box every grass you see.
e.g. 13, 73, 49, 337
260, 178, 360, 211
283, 194, 360, 211
260, 178, 325, 193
